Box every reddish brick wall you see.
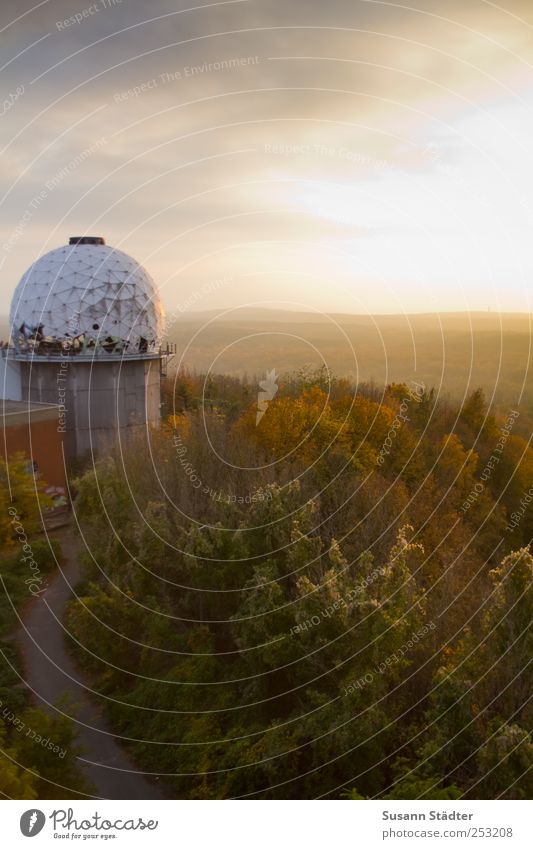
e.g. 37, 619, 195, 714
2, 419, 66, 490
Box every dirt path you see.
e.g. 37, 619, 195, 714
17, 526, 165, 799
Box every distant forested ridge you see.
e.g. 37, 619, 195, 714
68, 370, 533, 799
166, 310, 533, 407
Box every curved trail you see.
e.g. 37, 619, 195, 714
17, 526, 165, 799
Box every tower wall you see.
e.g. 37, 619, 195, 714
19, 356, 161, 461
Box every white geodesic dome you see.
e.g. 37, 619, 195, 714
9, 238, 164, 353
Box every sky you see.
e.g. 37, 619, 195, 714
2, 0, 533, 316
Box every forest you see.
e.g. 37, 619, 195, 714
1, 368, 532, 798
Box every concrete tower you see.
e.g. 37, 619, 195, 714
7, 236, 165, 461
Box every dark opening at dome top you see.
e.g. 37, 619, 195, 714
69, 236, 106, 245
